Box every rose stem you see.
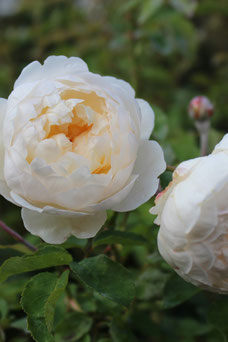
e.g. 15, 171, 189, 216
108, 212, 119, 230
122, 211, 130, 227
200, 132, 208, 156
195, 120, 210, 156
0, 220, 37, 252
84, 238, 93, 257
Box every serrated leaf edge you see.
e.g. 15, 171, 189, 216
21, 271, 69, 341
0, 246, 72, 283
44, 270, 69, 332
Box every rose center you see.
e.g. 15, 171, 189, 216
47, 104, 93, 143
26, 90, 111, 175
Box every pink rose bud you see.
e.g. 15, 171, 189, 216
188, 96, 214, 121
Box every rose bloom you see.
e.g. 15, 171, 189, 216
150, 134, 228, 293
0, 56, 165, 243
188, 95, 214, 121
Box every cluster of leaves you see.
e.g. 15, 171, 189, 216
0, 0, 228, 341
0, 207, 227, 342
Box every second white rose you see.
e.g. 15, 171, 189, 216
151, 134, 228, 293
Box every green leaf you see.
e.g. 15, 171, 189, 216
138, 0, 163, 24
0, 299, 8, 320
21, 271, 69, 320
93, 230, 146, 247
136, 269, 169, 300
79, 335, 91, 342
27, 317, 54, 342
110, 319, 138, 342
45, 270, 69, 332
55, 312, 92, 342
0, 246, 72, 283
176, 318, 212, 337
0, 244, 32, 254
170, 0, 197, 16
94, 292, 123, 315
21, 271, 69, 342
162, 275, 200, 309
11, 317, 28, 331
118, 0, 139, 15
70, 255, 135, 307
208, 296, 228, 340
0, 277, 27, 310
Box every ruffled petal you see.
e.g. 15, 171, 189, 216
11, 191, 91, 217
103, 76, 135, 98
85, 175, 138, 212
173, 152, 228, 234
21, 208, 107, 243
136, 99, 154, 140
14, 56, 88, 89
150, 157, 202, 224
112, 140, 166, 212
0, 181, 17, 204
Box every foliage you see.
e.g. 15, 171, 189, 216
0, 0, 227, 341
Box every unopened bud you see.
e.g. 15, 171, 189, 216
188, 96, 214, 121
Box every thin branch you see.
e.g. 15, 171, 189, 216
0, 220, 37, 252
108, 212, 119, 230
84, 238, 93, 257
122, 211, 130, 228
199, 131, 209, 156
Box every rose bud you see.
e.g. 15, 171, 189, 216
188, 95, 214, 121
150, 134, 228, 293
0, 56, 165, 243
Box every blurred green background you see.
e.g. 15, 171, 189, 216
0, 0, 228, 341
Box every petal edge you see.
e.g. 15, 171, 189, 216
21, 208, 107, 244
112, 140, 166, 212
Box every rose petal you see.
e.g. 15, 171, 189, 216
0, 181, 17, 204
103, 76, 135, 98
112, 140, 166, 212
136, 98, 154, 140
11, 191, 91, 217
14, 56, 88, 89
77, 72, 141, 137
173, 152, 228, 234
21, 208, 107, 243
85, 174, 138, 212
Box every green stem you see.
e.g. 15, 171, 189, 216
108, 212, 119, 230
84, 238, 93, 257
122, 212, 130, 228
195, 120, 210, 156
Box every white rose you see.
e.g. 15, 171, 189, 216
0, 56, 165, 243
150, 134, 228, 293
